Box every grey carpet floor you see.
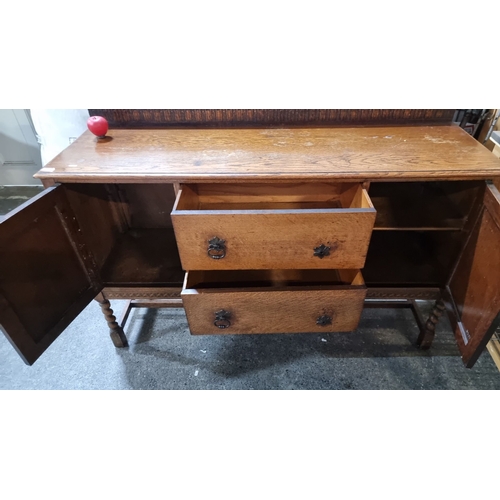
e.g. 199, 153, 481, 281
1, 299, 499, 389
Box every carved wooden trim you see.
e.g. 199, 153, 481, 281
95, 292, 128, 347
102, 287, 182, 299
89, 109, 455, 129
416, 299, 446, 349
55, 201, 101, 289
366, 288, 442, 300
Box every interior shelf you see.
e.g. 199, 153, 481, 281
101, 228, 184, 286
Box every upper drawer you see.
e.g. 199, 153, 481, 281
171, 183, 376, 270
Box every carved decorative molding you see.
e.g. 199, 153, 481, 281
366, 288, 442, 300
88, 109, 455, 129
103, 288, 182, 299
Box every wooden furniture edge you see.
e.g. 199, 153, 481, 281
34, 173, 500, 184
33, 125, 500, 183
487, 336, 500, 372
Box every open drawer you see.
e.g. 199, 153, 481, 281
181, 269, 367, 334
171, 183, 376, 270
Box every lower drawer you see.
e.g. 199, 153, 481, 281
181, 269, 366, 334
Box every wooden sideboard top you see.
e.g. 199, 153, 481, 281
35, 125, 500, 183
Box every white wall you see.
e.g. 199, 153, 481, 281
30, 109, 89, 166
0, 109, 42, 185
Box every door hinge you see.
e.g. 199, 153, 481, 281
459, 322, 471, 345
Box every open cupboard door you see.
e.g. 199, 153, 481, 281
445, 182, 500, 368
0, 186, 101, 365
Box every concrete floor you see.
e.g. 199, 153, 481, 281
1, 187, 500, 389
0, 185, 45, 217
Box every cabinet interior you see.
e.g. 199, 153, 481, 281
370, 181, 482, 231
364, 180, 485, 287
65, 183, 184, 286
175, 182, 372, 211
63, 180, 485, 289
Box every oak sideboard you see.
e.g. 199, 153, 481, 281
2, 120, 500, 368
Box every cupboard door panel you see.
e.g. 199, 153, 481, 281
0, 186, 100, 365
446, 182, 500, 368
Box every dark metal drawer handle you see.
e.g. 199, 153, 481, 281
208, 237, 226, 259
214, 309, 231, 329
316, 314, 332, 326
313, 244, 330, 259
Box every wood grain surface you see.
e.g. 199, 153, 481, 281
182, 270, 366, 334
446, 182, 500, 367
0, 186, 99, 365
172, 185, 375, 270
34, 126, 500, 184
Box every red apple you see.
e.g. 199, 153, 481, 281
87, 116, 109, 138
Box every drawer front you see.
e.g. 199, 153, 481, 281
182, 271, 367, 335
171, 184, 376, 270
